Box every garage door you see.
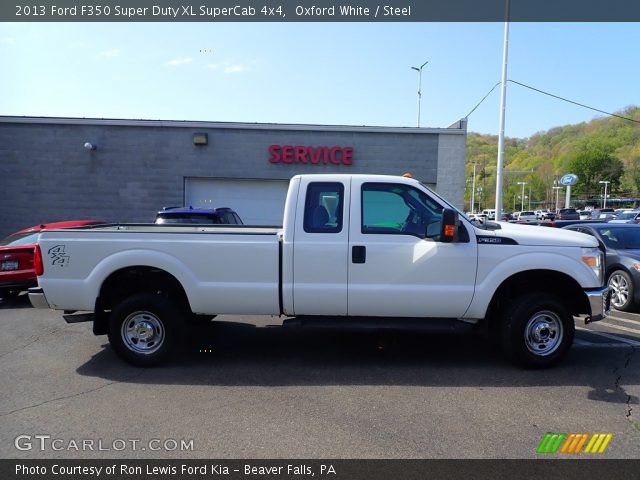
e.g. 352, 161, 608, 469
185, 178, 290, 225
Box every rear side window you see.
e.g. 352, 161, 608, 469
303, 182, 344, 233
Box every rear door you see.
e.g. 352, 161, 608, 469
347, 179, 477, 318
291, 177, 350, 315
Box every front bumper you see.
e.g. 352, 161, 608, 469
28, 287, 51, 309
584, 286, 611, 323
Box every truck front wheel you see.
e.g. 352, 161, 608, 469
499, 293, 574, 368
107, 293, 183, 366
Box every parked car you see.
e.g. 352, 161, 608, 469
587, 208, 616, 221
155, 206, 243, 225
563, 223, 640, 311
610, 210, 640, 224
557, 208, 580, 220
0, 220, 105, 299
481, 209, 496, 220
579, 209, 593, 220
535, 209, 555, 220
516, 211, 538, 223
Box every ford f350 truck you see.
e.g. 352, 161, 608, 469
29, 174, 610, 368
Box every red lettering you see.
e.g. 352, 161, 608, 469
342, 147, 353, 165
282, 145, 294, 164
268, 145, 281, 163
269, 145, 353, 166
309, 147, 322, 164
330, 147, 341, 165
295, 146, 308, 163
323, 147, 330, 164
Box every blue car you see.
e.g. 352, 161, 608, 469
155, 206, 243, 225
563, 223, 640, 311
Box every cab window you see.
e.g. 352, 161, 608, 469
361, 183, 443, 238
303, 182, 344, 233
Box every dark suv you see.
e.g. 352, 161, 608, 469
155, 207, 243, 225
556, 208, 580, 220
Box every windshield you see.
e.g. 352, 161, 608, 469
598, 227, 640, 249
616, 211, 638, 220
419, 182, 470, 220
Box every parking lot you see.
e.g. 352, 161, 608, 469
0, 294, 638, 459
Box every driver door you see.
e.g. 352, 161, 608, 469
347, 179, 477, 318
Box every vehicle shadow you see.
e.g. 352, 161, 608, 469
0, 293, 32, 309
76, 321, 639, 406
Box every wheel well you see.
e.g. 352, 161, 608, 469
94, 266, 191, 335
605, 264, 630, 280
486, 269, 589, 331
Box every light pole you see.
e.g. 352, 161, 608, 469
517, 181, 527, 211
599, 180, 610, 208
470, 162, 477, 213
411, 60, 428, 127
494, 0, 511, 221
553, 182, 563, 212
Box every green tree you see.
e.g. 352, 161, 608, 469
566, 150, 624, 197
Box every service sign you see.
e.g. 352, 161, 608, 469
560, 174, 578, 186
269, 145, 353, 165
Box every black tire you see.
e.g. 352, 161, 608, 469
107, 293, 184, 367
608, 270, 635, 312
499, 293, 574, 368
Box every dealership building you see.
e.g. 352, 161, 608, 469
0, 116, 467, 237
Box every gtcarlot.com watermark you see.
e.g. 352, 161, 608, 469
14, 434, 194, 452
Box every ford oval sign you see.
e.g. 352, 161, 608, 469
560, 174, 578, 186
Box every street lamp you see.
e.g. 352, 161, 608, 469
517, 181, 527, 211
470, 161, 477, 213
411, 60, 428, 127
599, 180, 610, 208
552, 182, 563, 212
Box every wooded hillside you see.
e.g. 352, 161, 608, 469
465, 106, 640, 211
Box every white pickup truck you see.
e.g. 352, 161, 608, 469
29, 174, 610, 368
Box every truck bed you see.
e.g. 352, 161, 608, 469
36, 224, 282, 314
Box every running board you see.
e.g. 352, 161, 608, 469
63, 313, 95, 324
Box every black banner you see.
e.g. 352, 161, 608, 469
3, 0, 640, 22
2, 459, 640, 480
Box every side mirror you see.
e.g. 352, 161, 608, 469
440, 208, 459, 243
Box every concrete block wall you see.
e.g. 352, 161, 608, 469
0, 117, 466, 237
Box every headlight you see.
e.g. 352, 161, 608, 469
581, 247, 604, 285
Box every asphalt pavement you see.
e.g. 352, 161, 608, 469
0, 294, 638, 459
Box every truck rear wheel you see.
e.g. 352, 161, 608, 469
499, 293, 574, 368
107, 293, 183, 366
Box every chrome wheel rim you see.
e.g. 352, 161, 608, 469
121, 311, 165, 354
609, 274, 629, 308
524, 311, 563, 356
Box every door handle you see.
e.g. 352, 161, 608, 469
352, 245, 366, 264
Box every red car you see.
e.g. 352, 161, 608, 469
0, 220, 105, 299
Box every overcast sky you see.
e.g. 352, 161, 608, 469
1, 22, 638, 138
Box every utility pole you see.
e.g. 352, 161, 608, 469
494, 0, 510, 218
